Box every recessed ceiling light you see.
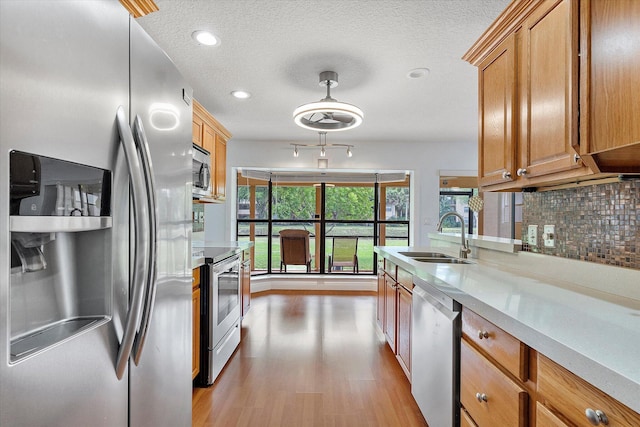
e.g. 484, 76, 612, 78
407, 68, 430, 79
191, 30, 220, 46
231, 90, 251, 99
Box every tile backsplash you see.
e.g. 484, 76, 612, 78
522, 179, 639, 270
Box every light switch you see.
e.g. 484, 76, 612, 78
528, 225, 538, 246
543, 225, 555, 247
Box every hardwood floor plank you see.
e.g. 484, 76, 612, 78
193, 291, 427, 427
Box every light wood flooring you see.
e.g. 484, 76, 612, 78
192, 290, 428, 427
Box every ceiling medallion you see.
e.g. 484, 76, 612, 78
293, 71, 363, 132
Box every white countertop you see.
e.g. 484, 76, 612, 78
375, 244, 640, 413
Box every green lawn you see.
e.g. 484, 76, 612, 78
238, 223, 410, 273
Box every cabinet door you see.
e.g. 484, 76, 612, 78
384, 274, 397, 352
462, 308, 528, 381
536, 402, 570, 427
396, 284, 412, 379
192, 287, 201, 380
538, 354, 640, 427
580, 0, 640, 172
478, 33, 517, 187
376, 269, 385, 330
519, 0, 583, 179
460, 339, 528, 427
192, 113, 204, 147
214, 133, 227, 200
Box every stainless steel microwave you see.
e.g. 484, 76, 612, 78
192, 144, 211, 198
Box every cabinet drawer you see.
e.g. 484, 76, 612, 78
536, 401, 569, 427
192, 267, 201, 289
462, 308, 528, 380
461, 408, 478, 427
461, 339, 528, 427
397, 267, 413, 291
538, 354, 640, 427
384, 259, 397, 278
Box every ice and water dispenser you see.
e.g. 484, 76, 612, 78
9, 151, 113, 363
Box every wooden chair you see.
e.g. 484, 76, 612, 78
328, 237, 359, 273
279, 229, 311, 272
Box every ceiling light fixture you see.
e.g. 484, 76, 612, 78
291, 132, 354, 158
191, 30, 220, 46
293, 71, 363, 132
231, 90, 251, 99
407, 67, 430, 79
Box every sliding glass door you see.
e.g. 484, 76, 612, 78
236, 172, 410, 275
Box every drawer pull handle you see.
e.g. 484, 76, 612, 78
516, 168, 528, 176
478, 330, 489, 339
502, 171, 512, 179
585, 408, 609, 426
475, 392, 488, 403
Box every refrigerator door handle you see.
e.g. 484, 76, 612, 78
131, 114, 159, 365
114, 106, 151, 380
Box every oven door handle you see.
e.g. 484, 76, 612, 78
131, 114, 159, 366
114, 106, 150, 380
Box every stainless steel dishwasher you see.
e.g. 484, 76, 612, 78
412, 276, 461, 427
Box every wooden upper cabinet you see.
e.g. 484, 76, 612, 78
580, 0, 640, 173
478, 33, 516, 188
192, 113, 204, 147
214, 133, 227, 201
119, 0, 158, 18
193, 99, 232, 202
519, 0, 586, 180
465, 0, 595, 190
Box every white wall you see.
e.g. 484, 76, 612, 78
205, 139, 477, 246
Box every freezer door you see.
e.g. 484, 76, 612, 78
0, 1, 130, 426
128, 19, 193, 427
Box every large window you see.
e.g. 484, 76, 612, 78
236, 171, 410, 275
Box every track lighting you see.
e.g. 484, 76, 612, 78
290, 132, 354, 159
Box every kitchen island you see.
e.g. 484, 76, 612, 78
375, 236, 640, 419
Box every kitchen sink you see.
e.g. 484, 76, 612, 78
398, 251, 452, 259
411, 257, 472, 264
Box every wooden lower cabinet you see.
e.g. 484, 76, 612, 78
462, 308, 528, 381
383, 273, 397, 352
461, 408, 478, 427
536, 401, 569, 427
192, 267, 201, 380
537, 353, 640, 427
377, 261, 412, 381
460, 339, 528, 427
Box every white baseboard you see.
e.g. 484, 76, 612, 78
250, 274, 377, 293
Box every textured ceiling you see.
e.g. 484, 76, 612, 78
138, 0, 509, 145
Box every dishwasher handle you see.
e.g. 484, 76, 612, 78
413, 278, 460, 316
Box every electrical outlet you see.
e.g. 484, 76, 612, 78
527, 225, 538, 246
543, 225, 555, 247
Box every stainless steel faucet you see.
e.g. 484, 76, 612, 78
436, 212, 471, 259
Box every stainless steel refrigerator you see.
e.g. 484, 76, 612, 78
0, 1, 193, 425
